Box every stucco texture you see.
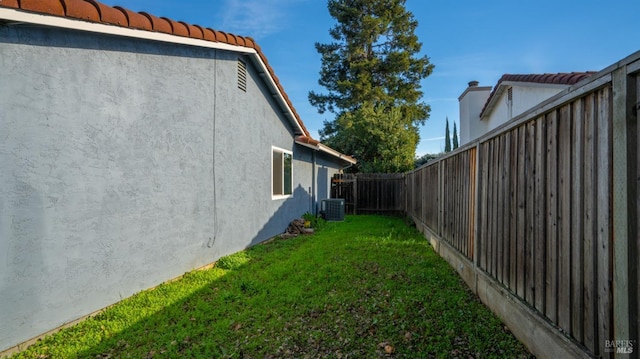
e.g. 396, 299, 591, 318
0, 25, 342, 351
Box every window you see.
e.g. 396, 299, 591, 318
272, 147, 292, 198
507, 86, 513, 119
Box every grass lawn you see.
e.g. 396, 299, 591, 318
9, 215, 532, 358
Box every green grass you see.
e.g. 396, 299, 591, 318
9, 215, 531, 358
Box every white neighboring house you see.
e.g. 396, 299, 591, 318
458, 73, 595, 145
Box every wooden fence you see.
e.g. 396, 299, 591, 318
331, 173, 405, 215
405, 52, 639, 358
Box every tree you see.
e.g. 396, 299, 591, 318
309, 0, 434, 173
329, 105, 418, 172
452, 121, 459, 150
444, 117, 451, 153
414, 152, 442, 168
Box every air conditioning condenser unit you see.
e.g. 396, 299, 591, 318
321, 198, 345, 221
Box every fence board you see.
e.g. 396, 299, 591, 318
480, 142, 490, 270
493, 139, 500, 278
509, 131, 517, 292
596, 87, 612, 356
525, 121, 536, 305
582, 92, 597, 354
469, 148, 476, 259
502, 133, 511, 287
534, 117, 547, 314
546, 110, 559, 324
516, 126, 526, 298
496, 136, 503, 283
558, 103, 572, 332
571, 98, 585, 342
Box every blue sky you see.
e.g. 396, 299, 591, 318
101, 0, 640, 156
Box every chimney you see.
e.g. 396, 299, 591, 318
458, 81, 491, 145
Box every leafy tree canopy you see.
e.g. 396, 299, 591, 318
310, 0, 434, 173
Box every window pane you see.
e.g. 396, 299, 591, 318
273, 151, 282, 195
283, 152, 292, 195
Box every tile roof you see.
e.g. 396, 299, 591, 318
0, 0, 314, 139
479, 72, 597, 118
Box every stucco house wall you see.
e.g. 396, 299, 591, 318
483, 84, 567, 133
459, 73, 594, 146
0, 6, 352, 352
458, 82, 491, 145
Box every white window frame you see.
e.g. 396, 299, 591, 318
271, 146, 293, 199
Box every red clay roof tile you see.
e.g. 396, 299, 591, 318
21, 0, 65, 16
214, 30, 227, 43
172, 20, 189, 37
0, 0, 316, 140
190, 24, 205, 39
64, 0, 100, 22
140, 12, 172, 34
91, 1, 127, 26
0, 0, 20, 9
115, 6, 151, 31
243, 37, 256, 49
202, 27, 216, 42
226, 33, 238, 45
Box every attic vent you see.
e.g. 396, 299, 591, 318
237, 59, 247, 92
507, 87, 513, 101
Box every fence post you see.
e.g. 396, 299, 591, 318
353, 174, 358, 215
612, 64, 638, 349
438, 160, 444, 237
473, 143, 481, 268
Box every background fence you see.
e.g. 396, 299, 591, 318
331, 173, 405, 215
405, 53, 639, 358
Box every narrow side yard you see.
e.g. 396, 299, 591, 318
10, 216, 531, 358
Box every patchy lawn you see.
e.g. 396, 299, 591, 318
9, 215, 531, 358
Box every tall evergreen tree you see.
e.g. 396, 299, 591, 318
444, 117, 451, 153
309, 0, 434, 173
452, 121, 459, 150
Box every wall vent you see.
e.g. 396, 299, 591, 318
237, 59, 247, 92
321, 199, 345, 221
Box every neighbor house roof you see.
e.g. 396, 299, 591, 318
479, 72, 596, 119
0, 0, 356, 164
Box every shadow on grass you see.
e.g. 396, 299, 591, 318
11, 216, 532, 358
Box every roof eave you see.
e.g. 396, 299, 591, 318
0, 7, 251, 54
295, 136, 357, 165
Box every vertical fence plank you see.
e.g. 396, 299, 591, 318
635, 73, 640, 351
558, 104, 572, 332
480, 142, 489, 271
510, 131, 518, 292
496, 136, 504, 283
516, 126, 526, 298
571, 98, 585, 343
596, 86, 613, 356
525, 121, 536, 305
503, 132, 512, 288
469, 148, 477, 260
546, 110, 559, 324
535, 117, 547, 314
583, 92, 597, 354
